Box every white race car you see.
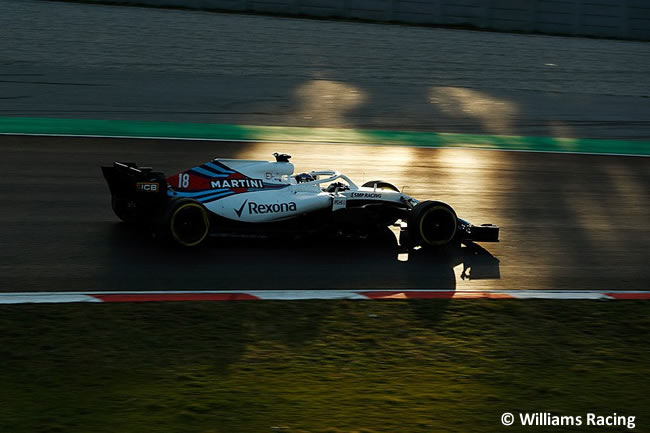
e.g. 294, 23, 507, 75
102, 153, 499, 247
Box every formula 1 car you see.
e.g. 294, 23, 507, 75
102, 153, 499, 248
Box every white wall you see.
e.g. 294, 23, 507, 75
59, 0, 650, 40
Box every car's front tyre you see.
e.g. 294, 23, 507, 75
408, 200, 458, 248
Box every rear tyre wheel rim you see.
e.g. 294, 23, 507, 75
170, 203, 209, 246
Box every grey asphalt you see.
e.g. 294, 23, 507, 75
0, 1, 648, 292
0, 135, 648, 292
1, 0, 650, 139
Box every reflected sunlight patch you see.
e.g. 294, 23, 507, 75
293, 80, 366, 128
429, 87, 518, 135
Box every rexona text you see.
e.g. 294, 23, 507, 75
248, 202, 297, 214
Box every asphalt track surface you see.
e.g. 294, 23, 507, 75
0, 1, 648, 293
1, 135, 648, 292
2, 0, 650, 139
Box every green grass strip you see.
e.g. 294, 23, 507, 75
1, 301, 649, 433
1, 116, 649, 156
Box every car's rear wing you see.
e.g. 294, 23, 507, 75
101, 162, 168, 223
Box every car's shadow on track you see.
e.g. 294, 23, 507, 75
96, 223, 501, 368
102, 224, 500, 292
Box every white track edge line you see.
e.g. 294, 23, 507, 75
0, 290, 647, 304
3, 289, 646, 296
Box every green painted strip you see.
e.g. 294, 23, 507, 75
1, 116, 648, 156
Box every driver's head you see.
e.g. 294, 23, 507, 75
295, 173, 315, 183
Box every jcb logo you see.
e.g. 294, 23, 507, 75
136, 182, 159, 192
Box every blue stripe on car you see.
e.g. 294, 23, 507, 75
198, 191, 235, 203
205, 162, 235, 174
191, 167, 229, 178
168, 188, 230, 198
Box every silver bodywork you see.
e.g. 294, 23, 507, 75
170, 157, 417, 223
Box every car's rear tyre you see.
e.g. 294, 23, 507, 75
167, 199, 210, 247
408, 201, 458, 247
361, 180, 400, 192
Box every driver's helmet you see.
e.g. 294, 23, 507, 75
295, 173, 315, 183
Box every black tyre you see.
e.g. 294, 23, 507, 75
167, 199, 210, 247
361, 180, 400, 192
408, 201, 458, 247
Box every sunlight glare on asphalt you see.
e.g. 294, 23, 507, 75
292, 80, 366, 128
429, 86, 518, 135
